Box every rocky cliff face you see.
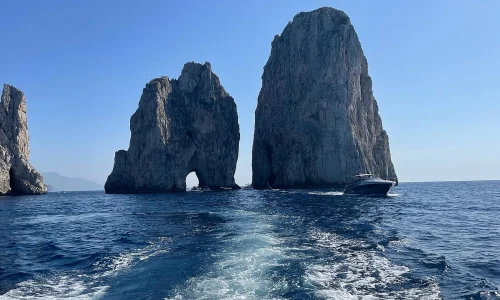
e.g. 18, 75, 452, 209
105, 62, 240, 193
252, 7, 397, 189
0, 84, 46, 195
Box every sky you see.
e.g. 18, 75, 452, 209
1, 0, 499, 186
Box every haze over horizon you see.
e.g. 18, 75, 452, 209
1, 0, 499, 186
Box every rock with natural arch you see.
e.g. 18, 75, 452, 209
105, 62, 240, 193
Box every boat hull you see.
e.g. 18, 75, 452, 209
343, 182, 394, 196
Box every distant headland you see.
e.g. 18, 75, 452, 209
41, 172, 102, 192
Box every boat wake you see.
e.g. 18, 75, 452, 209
167, 211, 288, 300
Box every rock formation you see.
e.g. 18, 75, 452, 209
252, 7, 397, 189
105, 62, 240, 193
0, 84, 46, 195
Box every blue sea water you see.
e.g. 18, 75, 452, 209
0, 181, 499, 300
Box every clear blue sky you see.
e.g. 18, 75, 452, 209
1, 0, 499, 186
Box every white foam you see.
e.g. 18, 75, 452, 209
389, 237, 409, 247
1, 237, 171, 300
303, 229, 441, 299
0, 276, 108, 300
96, 236, 171, 277
308, 191, 344, 196
168, 212, 288, 300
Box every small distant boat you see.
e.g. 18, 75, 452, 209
343, 174, 395, 196
242, 184, 253, 190
201, 186, 212, 192
190, 186, 202, 192
220, 187, 232, 191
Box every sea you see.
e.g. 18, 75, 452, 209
0, 181, 499, 300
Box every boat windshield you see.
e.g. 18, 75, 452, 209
349, 174, 373, 183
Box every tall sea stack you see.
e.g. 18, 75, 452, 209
0, 84, 46, 195
105, 62, 240, 193
252, 7, 397, 189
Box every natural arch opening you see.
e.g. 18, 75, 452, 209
186, 171, 199, 190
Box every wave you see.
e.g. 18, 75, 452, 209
0, 237, 171, 300
94, 236, 171, 277
463, 291, 500, 300
0, 275, 108, 300
303, 229, 441, 299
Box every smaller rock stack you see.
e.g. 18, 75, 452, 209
0, 84, 46, 195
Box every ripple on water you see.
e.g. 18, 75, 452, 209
1, 183, 499, 299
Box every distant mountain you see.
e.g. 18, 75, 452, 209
41, 172, 103, 192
